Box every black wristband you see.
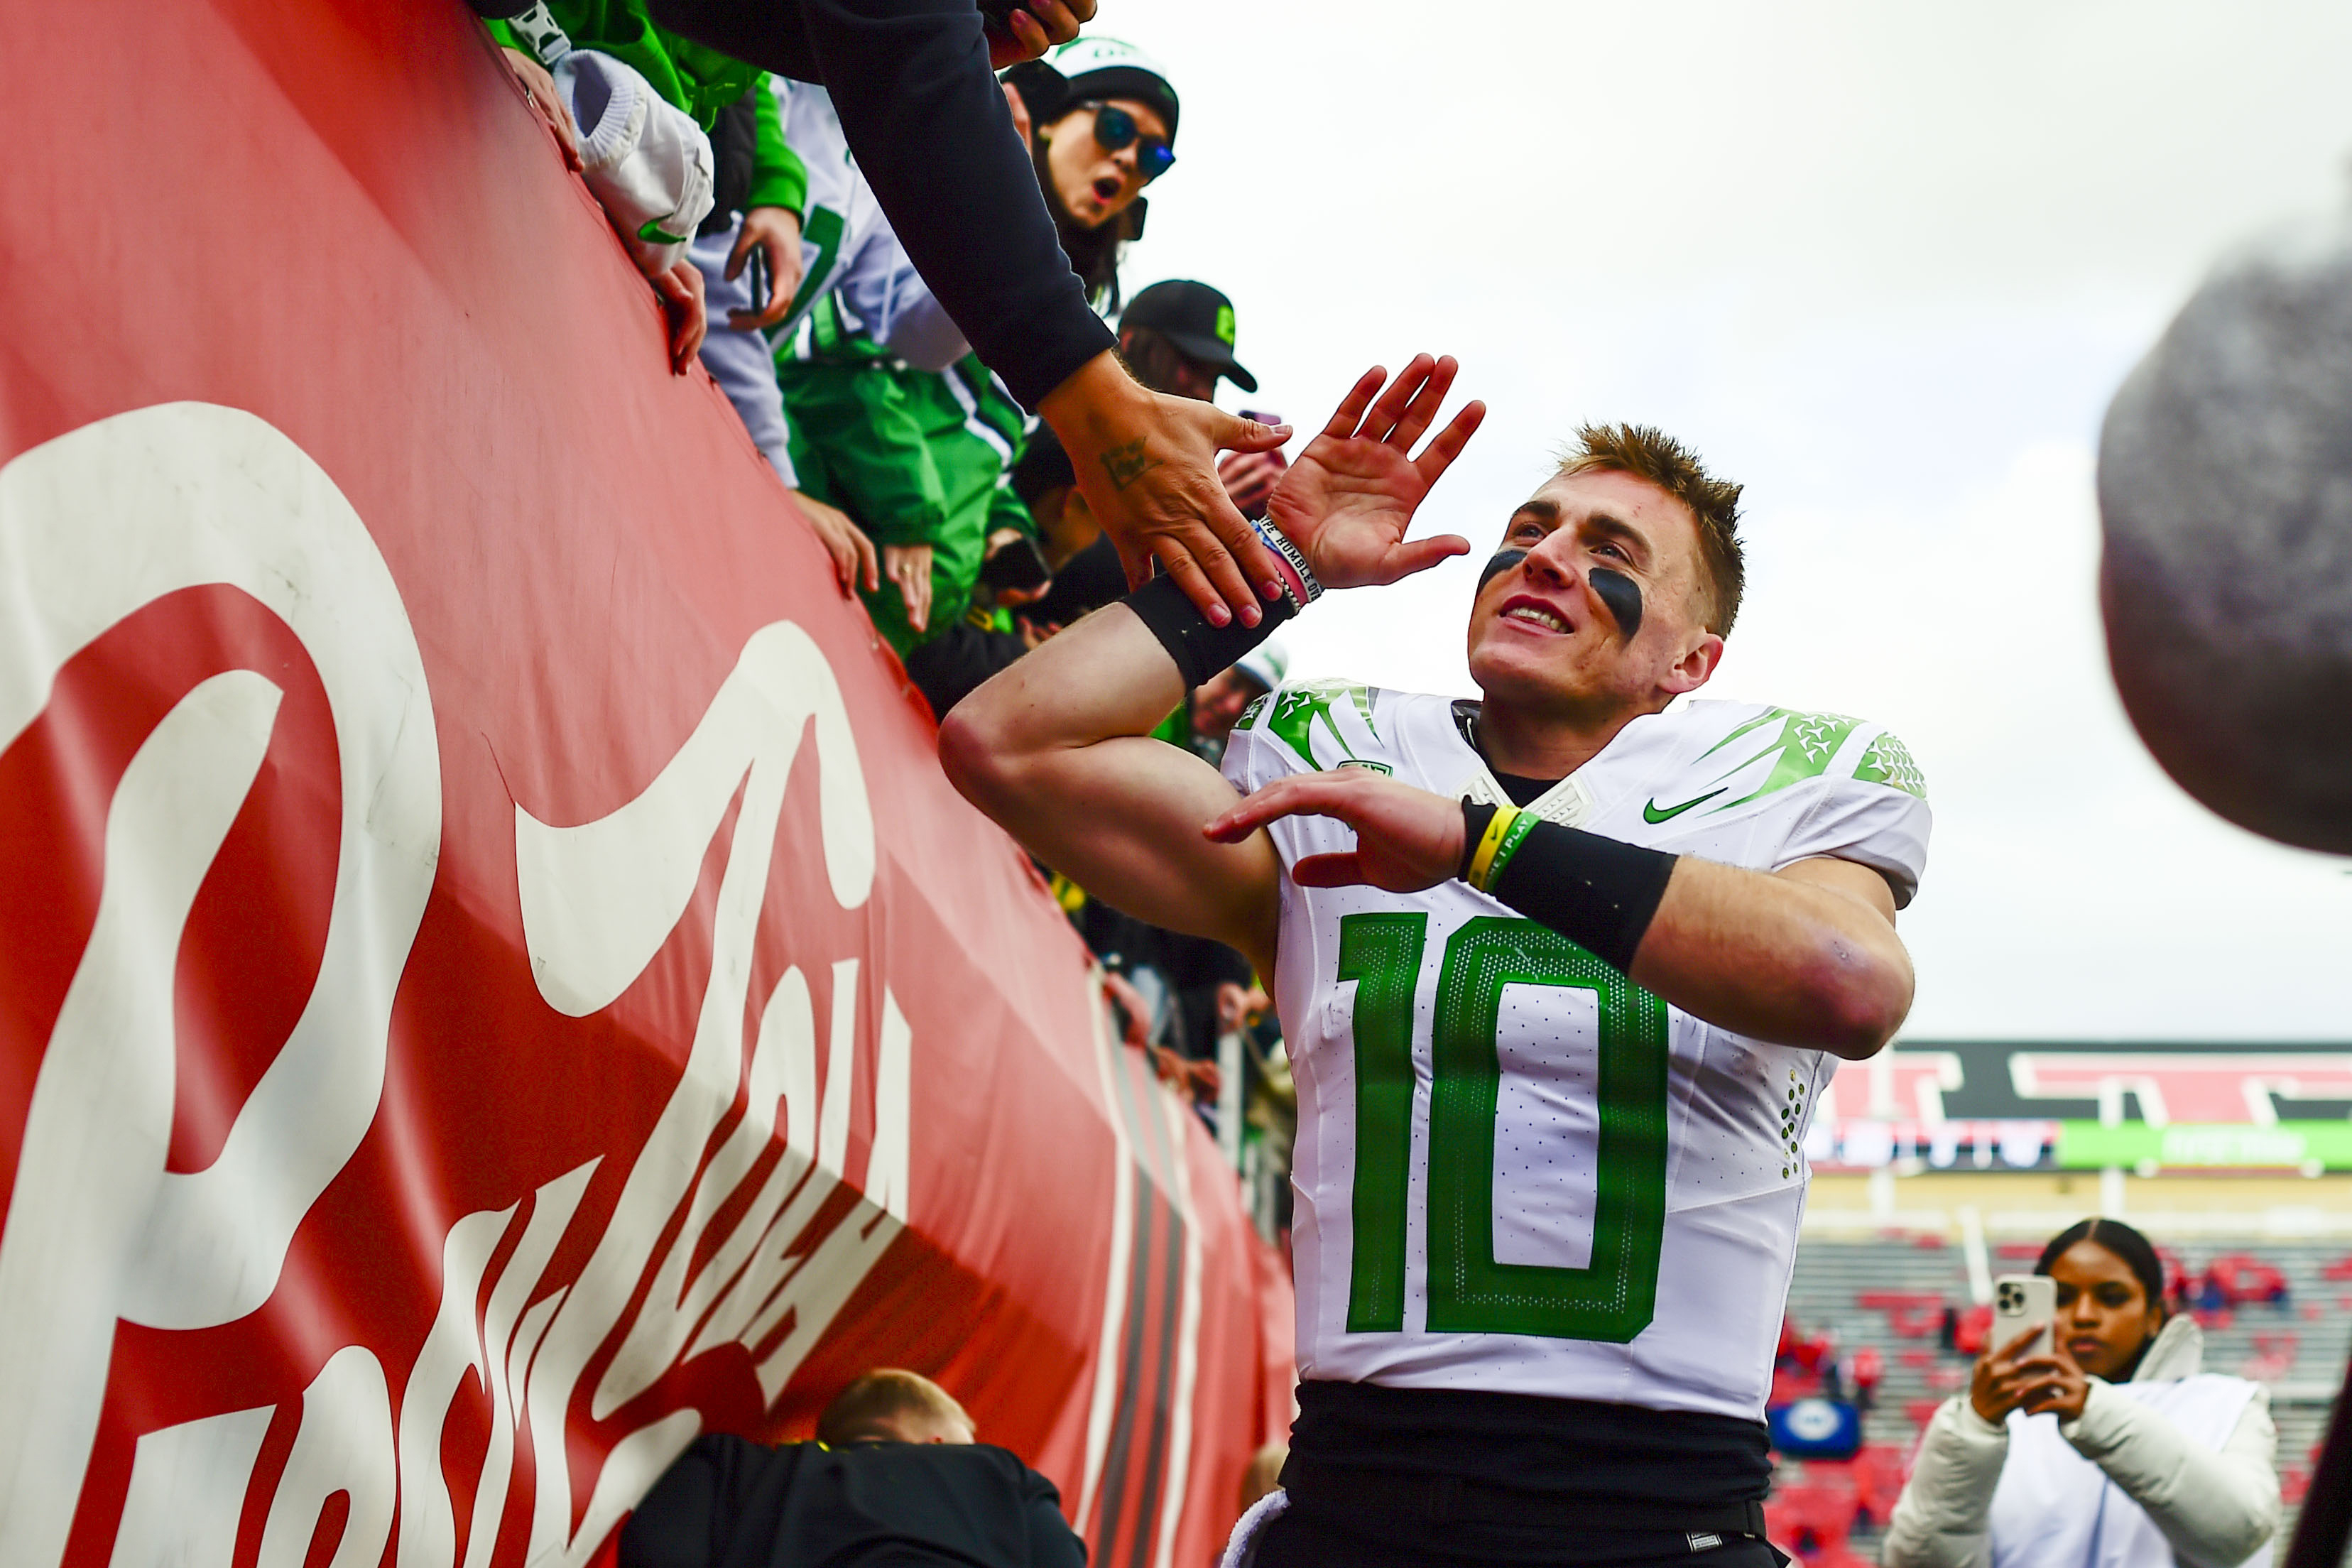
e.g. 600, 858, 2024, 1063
1125, 575, 1297, 691
1458, 800, 1498, 880
1459, 802, 1677, 975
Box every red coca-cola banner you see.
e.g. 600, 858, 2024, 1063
0, 3, 1293, 1565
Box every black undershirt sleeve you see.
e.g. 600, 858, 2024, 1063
644, 0, 1116, 410
1458, 801, 1678, 976
1124, 573, 1297, 690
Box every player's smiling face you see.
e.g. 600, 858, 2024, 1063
1465, 469, 1725, 720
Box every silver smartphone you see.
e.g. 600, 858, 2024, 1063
1993, 1273, 2057, 1356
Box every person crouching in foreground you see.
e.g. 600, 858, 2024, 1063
619, 1369, 1083, 1568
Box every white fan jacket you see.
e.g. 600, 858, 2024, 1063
1881, 1314, 2280, 1568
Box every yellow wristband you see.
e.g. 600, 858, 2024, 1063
1465, 804, 1521, 892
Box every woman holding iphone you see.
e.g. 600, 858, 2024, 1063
1882, 1217, 2280, 1567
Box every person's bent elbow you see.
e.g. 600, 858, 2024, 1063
1804, 941, 1915, 1060
2186, 1486, 2279, 1568
937, 701, 1012, 815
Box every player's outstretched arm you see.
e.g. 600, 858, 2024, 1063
1203, 769, 1914, 1059
942, 357, 1486, 979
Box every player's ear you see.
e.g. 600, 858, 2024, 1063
1661, 631, 1724, 697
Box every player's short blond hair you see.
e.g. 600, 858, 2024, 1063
1557, 424, 1746, 636
817, 1369, 971, 1445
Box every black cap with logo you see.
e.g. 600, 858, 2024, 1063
1118, 280, 1257, 393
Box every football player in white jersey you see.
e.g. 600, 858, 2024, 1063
941, 357, 1929, 1568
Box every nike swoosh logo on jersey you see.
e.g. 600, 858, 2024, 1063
1641, 788, 1727, 824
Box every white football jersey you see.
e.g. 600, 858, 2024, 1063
1221, 685, 1932, 1420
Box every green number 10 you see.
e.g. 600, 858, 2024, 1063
1336, 913, 1670, 1343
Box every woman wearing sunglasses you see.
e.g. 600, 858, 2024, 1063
766, 38, 1187, 672
1006, 37, 1181, 312
645, 0, 1290, 646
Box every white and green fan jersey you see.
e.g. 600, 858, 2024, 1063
1220, 685, 1932, 1420
765, 80, 971, 372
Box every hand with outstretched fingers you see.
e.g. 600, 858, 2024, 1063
1204, 768, 1466, 892
1264, 354, 1485, 591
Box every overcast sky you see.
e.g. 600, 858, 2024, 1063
1106, 0, 2352, 1040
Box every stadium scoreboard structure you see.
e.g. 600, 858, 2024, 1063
1807, 1041, 2352, 1175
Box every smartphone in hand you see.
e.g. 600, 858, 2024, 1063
1993, 1274, 2057, 1357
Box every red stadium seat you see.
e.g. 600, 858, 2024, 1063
1851, 1444, 1910, 1525
1856, 1290, 1947, 1338
2241, 1331, 2299, 1382
1765, 1476, 1874, 1567
1773, 1366, 1826, 1404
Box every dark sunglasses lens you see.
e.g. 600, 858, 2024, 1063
1093, 105, 1138, 151
1138, 143, 1176, 179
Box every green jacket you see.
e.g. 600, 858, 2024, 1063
776, 342, 1037, 655
488, 1, 806, 215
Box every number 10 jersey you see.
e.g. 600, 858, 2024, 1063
1221, 684, 1932, 1420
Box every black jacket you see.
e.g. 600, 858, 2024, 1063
620, 1434, 1089, 1568
640, 0, 1115, 409
904, 619, 1030, 719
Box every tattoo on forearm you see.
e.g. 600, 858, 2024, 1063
1101, 437, 1160, 491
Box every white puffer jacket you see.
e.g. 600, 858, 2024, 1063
1880, 1316, 2280, 1568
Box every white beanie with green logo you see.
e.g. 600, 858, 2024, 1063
1028, 36, 1179, 143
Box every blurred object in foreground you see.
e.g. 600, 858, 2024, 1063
2098, 210, 2352, 853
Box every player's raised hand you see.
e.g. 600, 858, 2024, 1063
1202, 768, 1466, 892
1265, 355, 1486, 592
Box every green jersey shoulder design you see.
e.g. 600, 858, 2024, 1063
1638, 706, 1929, 826
1236, 678, 1383, 773
1221, 689, 1932, 1419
